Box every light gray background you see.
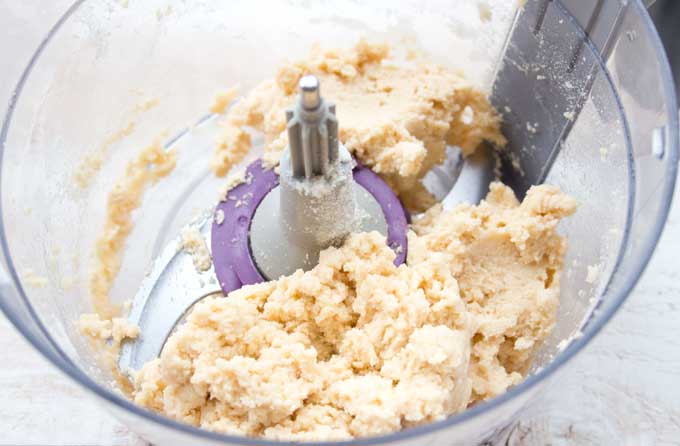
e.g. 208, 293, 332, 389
1, 2, 679, 445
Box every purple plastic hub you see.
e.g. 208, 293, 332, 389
211, 159, 409, 294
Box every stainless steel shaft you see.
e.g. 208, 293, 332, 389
280, 75, 354, 246
286, 75, 339, 178
249, 76, 359, 279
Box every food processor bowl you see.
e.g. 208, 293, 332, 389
0, 1, 677, 445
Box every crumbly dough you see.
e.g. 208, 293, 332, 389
78, 139, 175, 390
211, 40, 506, 211
133, 183, 575, 441
74, 40, 575, 441
181, 226, 212, 272
218, 168, 250, 201
79, 313, 140, 344
210, 86, 239, 115
90, 139, 176, 318
78, 310, 141, 392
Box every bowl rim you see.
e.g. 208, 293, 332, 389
0, 0, 677, 445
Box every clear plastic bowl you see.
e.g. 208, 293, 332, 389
0, 1, 677, 445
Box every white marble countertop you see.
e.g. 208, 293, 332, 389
1, 2, 679, 445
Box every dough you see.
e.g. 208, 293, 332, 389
90, 140, 176, 318
133, 183, 576, 440
79, 313, 140, 344
78, 135, 176, 392
181, 226, 212, 272
210, 40, 506, 211
210, 86, 239, 115
76, 39, 576, 441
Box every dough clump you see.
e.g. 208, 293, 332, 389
211, 40, 506, 211
133, 183, 576, 441
127, 40, 575, 441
